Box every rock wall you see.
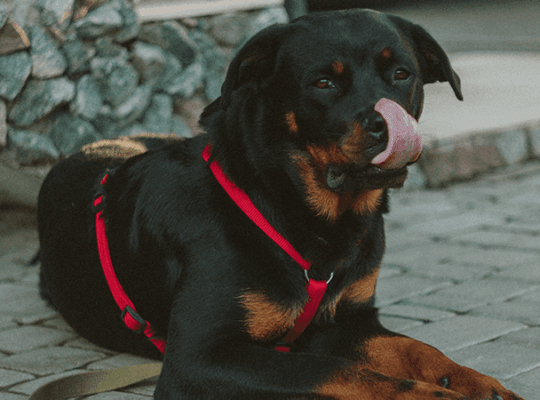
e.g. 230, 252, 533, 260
0, 0, 288, 173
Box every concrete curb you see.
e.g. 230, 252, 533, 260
413, 120, 540, 188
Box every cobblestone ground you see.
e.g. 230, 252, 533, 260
0, 167, 539, 399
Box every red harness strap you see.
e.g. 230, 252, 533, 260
93, 146, 329, 355
94, 175, 166, 354
202, 144, 330, 352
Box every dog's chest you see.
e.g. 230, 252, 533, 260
238, 268, 378, 342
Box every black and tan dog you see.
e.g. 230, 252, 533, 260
37, 9, 522, 400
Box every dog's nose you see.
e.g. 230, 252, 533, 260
364, 113, 388, 141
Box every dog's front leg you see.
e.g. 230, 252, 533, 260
155, 340, 468, 400
153, 300, 465, 400
355, 332, 523, 400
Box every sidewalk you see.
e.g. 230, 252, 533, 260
0, 166, 539, 399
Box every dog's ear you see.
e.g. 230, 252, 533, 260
220, 23, 295, 108
389, 15, 463, 101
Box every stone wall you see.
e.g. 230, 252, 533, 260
0, 0, 288, 206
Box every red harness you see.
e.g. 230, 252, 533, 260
94, 144, 331, 354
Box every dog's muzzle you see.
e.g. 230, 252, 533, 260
370, 98, 422, 169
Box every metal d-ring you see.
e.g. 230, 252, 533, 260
304, 270, 334, 284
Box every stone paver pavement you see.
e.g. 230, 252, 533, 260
0, 167, 538, 398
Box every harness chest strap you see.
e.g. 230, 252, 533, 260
92, 146, 329, 356
202, 144, 330, 352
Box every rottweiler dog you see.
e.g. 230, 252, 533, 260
37, 9, 522, 400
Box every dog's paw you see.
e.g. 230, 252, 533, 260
438, 369, 524, 400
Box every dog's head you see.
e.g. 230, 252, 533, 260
203, 9, 462, 221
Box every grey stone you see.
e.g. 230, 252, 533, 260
10, 0, 32, 28
496, 128, 529, 165
62, 38, 96, 74
92, 104, 118, 137
406, 210, 503, 237
375, 275, 452, 307
0, 392, 28, 399
0, 52, 32, 101
155, 51, 183, 92
114, 84, 153, 125
451, 229, 540, 251
73, 2, 123, 38
504, 368, 540, 400
402, 164, 428, 190
118, 124, 147, 138
379, 304, 455, 322
139, 21, 197, 66
405, 278, 538, 313
209, 13, 248, 47
70, 74, 103, 120
88, 354, 155, 370
188, 30, 227, 73
497, 260, 540, 283
28, 25, 68, 79
0, 100, 6, 148
0, 368, 34, 388
64, 337, 115, 353
91, 56, 139, 107
9, 370, 87, 395
131, 41, 167, 87
33, 0, 75, 31
7, 296, 57, 325
0, 326, 76, 353
383, 242, 539, 270
418, 144, 458, 187
42, 316, 73, 332
0, 4, 9, 30
9, 77, 74, 127
93, 85, 152, 138
205, 69, 224, 102
470, 299, 540, 326
0, 347, 105, 375
114, 0, 140, 43
171, 115, 193, 138
496, 327, 540, 350
248, 7, 289, 37
166, 59, 205, 98
402, 316, 525, 353
378, 316, 424, 332
448, 342, 540, 380
7, 128, 60, 164
518, 289, 540, 303
470, 132, 505, 169
530, 123, 540, 157
94, 37, 129, 60
143, 94, 173, 133
50, 114, 101, 155
408, 262, 495, 282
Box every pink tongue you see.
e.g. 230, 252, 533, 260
371, 98, 422, 170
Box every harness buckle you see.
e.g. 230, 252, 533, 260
121, 305, 148, 335
304, 270, 334, 284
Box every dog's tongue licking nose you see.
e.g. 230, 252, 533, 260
370, 98, 422, 169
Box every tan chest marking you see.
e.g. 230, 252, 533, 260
341, 266, 379, 304
239, 292, 303, 342
290, 150, 384, 221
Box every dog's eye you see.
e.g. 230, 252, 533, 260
314, 79, 336, 90
394, 69, 410, 80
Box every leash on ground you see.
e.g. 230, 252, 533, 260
28, 362, 162, 399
